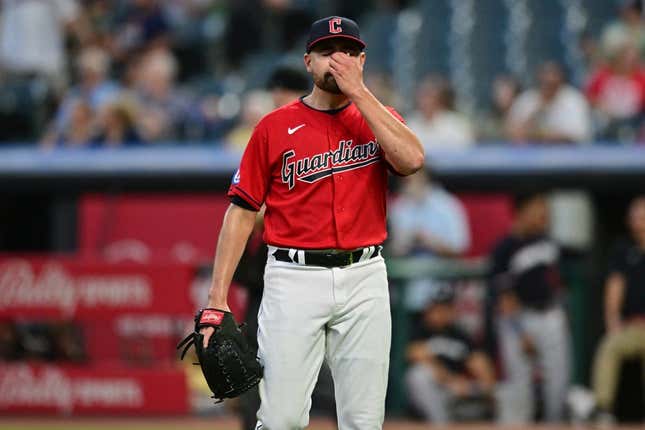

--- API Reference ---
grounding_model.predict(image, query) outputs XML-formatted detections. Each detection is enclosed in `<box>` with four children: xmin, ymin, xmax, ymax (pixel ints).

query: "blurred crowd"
<box><xmin>0</xmin><ymin>0</ymin><xmax>644</xmax><ymax>148</ymax></box>
<box><xmin>0</xmin><ymin>0</ymin><xmax>402</xmax><ymax>147</ymax></box>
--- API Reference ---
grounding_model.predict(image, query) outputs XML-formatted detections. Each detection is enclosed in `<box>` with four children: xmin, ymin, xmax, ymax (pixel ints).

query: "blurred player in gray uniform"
<box><xmin>489</xmin><ymin>192</ymin><xmax>571</xmax><ymax>423</ymax></box>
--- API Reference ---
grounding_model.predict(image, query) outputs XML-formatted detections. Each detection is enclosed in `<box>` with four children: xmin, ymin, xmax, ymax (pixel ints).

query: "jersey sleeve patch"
<box><xmin>232</xmin><ymin>169</ymin><xmax>241</xmax><ymax>185</ymax></box>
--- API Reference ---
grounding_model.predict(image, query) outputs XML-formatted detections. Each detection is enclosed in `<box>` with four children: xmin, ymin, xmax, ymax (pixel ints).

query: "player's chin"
<box><xmin>318</xmin><ymin>77</ymin><xmax>343</xmax><ymax>95</ymax></box>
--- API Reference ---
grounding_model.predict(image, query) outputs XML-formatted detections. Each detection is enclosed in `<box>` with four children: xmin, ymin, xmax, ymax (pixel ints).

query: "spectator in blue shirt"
<box><xmin>389</xmin><ymin>168</ymin><xmax>471</xmax><ymax>311</ymax></box>
<box><xmin>52</xmin><ymin>47</ymin><xmax>121</xmax><ymax>132</ymax></box>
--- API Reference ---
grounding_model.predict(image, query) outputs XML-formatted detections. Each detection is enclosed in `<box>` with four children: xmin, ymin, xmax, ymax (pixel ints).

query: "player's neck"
<box><xmin>303</xmin><ymin>87</ymin><xmax>350</xmax><ymax>111</ymax></box>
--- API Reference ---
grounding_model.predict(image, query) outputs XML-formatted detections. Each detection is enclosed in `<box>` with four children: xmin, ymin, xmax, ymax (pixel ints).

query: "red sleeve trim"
<box><xmin>228</xmin><ymin>186</ymin><xmax>262</xmax><ymax>210</ymax></box>
<box><xmin>230</xmin><ymin>195</ymin><xmax>259</xmax><ymax>212</ymax></box>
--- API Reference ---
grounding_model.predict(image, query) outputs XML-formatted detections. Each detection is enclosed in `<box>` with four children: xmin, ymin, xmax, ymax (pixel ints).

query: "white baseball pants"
<box><xmin>255</xmin><ymin>248</ymin><xmax>391</xmax><ymax>430</ymax></box>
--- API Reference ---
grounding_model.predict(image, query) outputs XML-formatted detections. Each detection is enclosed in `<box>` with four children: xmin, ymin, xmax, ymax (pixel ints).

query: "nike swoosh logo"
<box><xmin>288</xmin><ymin>124</ymin><xmax>306</xmax><ymax>135</ymax></box>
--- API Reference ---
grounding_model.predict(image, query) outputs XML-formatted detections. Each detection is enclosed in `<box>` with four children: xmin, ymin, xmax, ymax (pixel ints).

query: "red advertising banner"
<box><xmin>0</xmin><ymin>363</ymin><xmax>188</xmax><ymax>414</ymax></box>
<box><xmin>0</xmin><ymin>257</ymin><xmax>195</xmax><ymax>319</ymax></box>
<box><xmin>78</xmin><ymin>194</ymin><xmax>230</xmax><ymax>264</ymax></box>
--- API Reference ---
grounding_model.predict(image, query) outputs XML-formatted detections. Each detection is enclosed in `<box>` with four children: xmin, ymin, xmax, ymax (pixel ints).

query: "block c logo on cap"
<box><xmin>328</xmin><ymin>17</ymin><xmax>342</xmax><ymax>34</ymax></box>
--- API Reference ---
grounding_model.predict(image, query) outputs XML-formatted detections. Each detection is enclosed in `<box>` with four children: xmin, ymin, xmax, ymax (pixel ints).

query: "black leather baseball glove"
<box><xmin>177</xmin><ymin>308</ymin><xmax>263</xmax><ymax>402</ymax></box>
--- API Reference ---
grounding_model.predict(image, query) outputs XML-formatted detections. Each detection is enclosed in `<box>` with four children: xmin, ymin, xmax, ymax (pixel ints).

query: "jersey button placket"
<box><xmin>329</xmin><ymin>119</ymin><xmax>343</xmax><ymax>246</ymax></box>
<box><xmin>333</xmin><ymin>169</ymin><xmax>346</xmax><ymax>240</ymax></box>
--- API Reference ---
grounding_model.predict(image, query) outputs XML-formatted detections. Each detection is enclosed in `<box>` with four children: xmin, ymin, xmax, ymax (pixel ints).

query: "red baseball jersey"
<box><xmin>228</xmin><ymin>98</ymin><xmax>404</xmax><ymax>250</ymax></box>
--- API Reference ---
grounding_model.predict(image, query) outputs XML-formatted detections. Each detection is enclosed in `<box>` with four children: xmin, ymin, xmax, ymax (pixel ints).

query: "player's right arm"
<box><xmin>200</xmin><ymin>203</ymin><xmax>257</xmax><ymax>346</ymax></box>
<box><xmin>200</xmin><ymin>117</ymin><xmax>270</xmax><ymax>347</ymax></box>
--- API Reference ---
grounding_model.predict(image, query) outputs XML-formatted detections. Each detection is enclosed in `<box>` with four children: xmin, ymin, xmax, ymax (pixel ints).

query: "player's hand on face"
<box><xmin>329</xmin><ymin>51</ymin><xmax>365</xmax><ymax>99</ymax></box>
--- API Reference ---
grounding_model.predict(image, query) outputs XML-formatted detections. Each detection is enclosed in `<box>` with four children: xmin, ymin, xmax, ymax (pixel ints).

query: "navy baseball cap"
<box><xmin>306</xmin><ymin>16</ymin><xmax>366</xmax><ymax>53</ymax></box>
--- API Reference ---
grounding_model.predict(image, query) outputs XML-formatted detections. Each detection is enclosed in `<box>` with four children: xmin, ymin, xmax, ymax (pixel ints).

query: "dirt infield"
<box><xmin>0</xmin><ymin>417</ymin><xmax>644</xmax><ymax>430</ymax></box>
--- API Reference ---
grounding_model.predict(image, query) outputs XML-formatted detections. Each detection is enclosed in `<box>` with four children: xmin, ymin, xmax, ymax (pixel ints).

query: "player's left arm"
<box><xmin>329</xmin><ymin>52</ymin><xmax>424</xmax><ymax>176</ymax></box>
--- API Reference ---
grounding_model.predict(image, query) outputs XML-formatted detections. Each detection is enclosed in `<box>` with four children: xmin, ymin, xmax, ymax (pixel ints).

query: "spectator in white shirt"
<box><xmin>600</xmin><ymin>0</ymin><xmax>645</xmax><ymax>60</ymax></box>
<box><xmin>0</xmin><ymin>0</ymin><xmax>86</xmax><ymax>88</ymax></box>
<box><xmin>506</xmin><ymin>61</ymin><xmax>592</xmax><ymax>144</ymax></box>
<box><xmin>407</xmin><ymin>76</ymin><xmax>475</xmax><ymax>150</ymax></box>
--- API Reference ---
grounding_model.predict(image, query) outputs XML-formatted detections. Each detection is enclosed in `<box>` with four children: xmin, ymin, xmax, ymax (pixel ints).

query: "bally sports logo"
<box><xmin>0</xmin><ymin>365</ymin><xmax>143</xmax><ymax>412</ymax></box>
<box><xmin>0</xmin><ymin>259</ymin><xmax>152</xmax><ymax>316</ymax></box>
<box><xmin>281</xmin><ymin>139</ymin><xmax>380</xmax><ymax>190</ymax></box>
